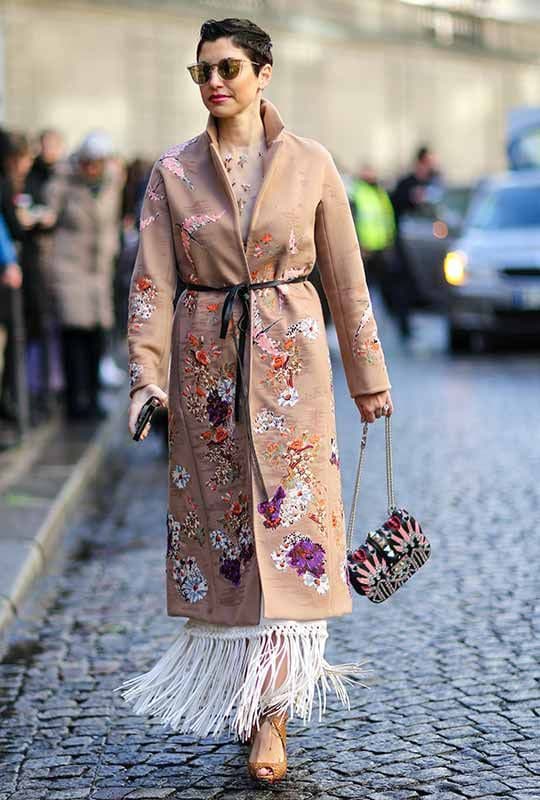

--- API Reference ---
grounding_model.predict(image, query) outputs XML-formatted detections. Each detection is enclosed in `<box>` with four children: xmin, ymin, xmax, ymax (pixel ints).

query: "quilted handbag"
<box><xmin>346</xmin><ymin>415</ymin><xmax>431</xmax><ymax>603</ymax></box>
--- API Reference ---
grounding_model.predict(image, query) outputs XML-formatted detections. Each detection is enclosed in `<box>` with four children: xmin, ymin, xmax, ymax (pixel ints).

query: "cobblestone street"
<box><xmin>1</xmin><ymin>304</ymin><xmax>539</xmax><ymax>800</ymax></box>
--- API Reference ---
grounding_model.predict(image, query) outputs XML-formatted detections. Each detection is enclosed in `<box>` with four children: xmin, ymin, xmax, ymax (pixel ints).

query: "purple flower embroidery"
<box><xmin>271</xmin><ymin>532</ymin><xmax>329</xmax><ymax>594</ymax></box>
<box><xmin>220</xmin><ymin>557</ymin><xmax>241</xmax><ymax>586</ymax></box>
<box><xmin>206</xmin><ymin>387</ymin><xmax>230</xmax><ymax>427</ymax></box>
<box><xmin>257</xmin><ymin>485</ymin><xmax>286</xmax><ymax>529</ymax></box>
<box><xmin>287</xmin><ymin>538</ymin><xmax>326</xmax><ymax>578</ymax></box>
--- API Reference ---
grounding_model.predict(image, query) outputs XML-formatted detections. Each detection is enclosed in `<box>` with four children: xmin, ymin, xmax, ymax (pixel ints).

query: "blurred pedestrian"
<box><xmin>45</xmin><ymin>130</ymin><xmax>123</xmax><ymax>419</ymax></box>
<box><xmin>352</xmin><ymin>164</ymin><xmax>396</xmax><ymax>305</ymax></box>
<box><xmin>118</xmin><ymin>15</ymin><xmax>393</xmax><ymax>786</ymax></box>
<box><xmin>389</xmin><ymin>145</ymin><xmax>440</xmax><ymax>339</ymax></box>
<box><xmin>19</xmin><ymin>129</ymin><xmax>65</xmax><ymax>418</ymax></box>
<box><xmin>0</xmin><ymin>132</ymin><xmax>35</xmax><ymax>421</ymax></box>
<box><xmin>0</xmin><ymin>213</ymin><xmax>22</xmax><ymax>390</ymax></box>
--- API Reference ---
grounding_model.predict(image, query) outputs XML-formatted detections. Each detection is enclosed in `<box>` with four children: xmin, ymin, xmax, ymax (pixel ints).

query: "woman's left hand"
<box><xmin>354</xmin><ymin>390</ymin><xmax>393</xmax><ymax>423</ymax></box>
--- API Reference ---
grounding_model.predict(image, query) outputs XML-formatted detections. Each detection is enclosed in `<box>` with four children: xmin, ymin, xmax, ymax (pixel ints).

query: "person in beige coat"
<box><xmin>45</xmin><ymin>132</ymin><xmax>123</xmax><ymax>419</ymax></box>
<box><xmin>119</xmin><ymin>17</ymin><xmax>393</xmax><ymax>783</ymax></box>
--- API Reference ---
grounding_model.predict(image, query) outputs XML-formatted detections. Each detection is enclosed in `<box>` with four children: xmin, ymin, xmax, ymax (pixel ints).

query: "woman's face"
<box><xmin>197</xmin><ymin>37</ymin><xmax>272</xmax><ymax>119</ymax></box>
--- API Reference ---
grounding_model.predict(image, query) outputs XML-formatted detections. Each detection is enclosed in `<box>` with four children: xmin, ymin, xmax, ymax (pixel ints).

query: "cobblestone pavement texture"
<box><xmin>0</xmin><ymin>305</ymin><xmax>539</xmax><ymax>800</ymax></box>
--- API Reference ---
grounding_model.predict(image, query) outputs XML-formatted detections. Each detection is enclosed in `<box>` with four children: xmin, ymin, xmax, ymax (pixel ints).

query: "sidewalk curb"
<box><xmin>0</xmin><ymin>387</ymin><xmax>130</xmax><ymax>634</ymax></box>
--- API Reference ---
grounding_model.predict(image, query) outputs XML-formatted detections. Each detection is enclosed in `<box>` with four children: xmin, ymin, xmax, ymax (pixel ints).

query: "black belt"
<box><xmin>183</xmin><ymin>275</ymin><xmax>309</xmax><ymax>423</ymax></box>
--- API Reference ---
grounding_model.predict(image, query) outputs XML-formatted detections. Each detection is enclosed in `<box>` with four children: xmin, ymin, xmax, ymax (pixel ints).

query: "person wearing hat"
<box><xmin>45</xmin><ymin>130</ymin><xmax>124</xmax><ymax>419</ymax></box>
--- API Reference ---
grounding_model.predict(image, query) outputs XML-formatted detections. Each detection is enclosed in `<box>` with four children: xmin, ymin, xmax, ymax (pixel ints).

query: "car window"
<box><xmin>468</xmin><ymin>185</ymin><xmax>540</xmax><ymax>230</ymax></box>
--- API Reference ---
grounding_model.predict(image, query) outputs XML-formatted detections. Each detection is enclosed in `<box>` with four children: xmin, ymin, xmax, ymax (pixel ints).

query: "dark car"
<box><xmin>442</xmin><ymin>170</ymin><xmax>540</xmax><ymax>351</ymax></box>
<box><xmin>398</xmin><ymin>185</ymin><xmax>472</xmax><ymax>309</ymax></box>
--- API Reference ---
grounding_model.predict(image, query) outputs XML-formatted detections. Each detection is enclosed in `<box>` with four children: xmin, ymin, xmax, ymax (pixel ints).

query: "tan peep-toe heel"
<box><xmin>247</xmin><ymin>711</ymin><xmax>287</xmax><ymax>783</ymax></box>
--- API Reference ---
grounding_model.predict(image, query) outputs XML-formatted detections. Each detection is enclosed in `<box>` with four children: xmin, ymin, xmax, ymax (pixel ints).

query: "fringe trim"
<box><xmin>115</xmin><ymin>619</ymin><xmax>376</xmax><ymax>742</ymax></box>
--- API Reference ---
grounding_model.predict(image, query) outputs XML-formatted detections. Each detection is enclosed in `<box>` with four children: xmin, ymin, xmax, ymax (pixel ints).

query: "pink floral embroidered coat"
<box><xmin>127</xmin><ymin>98</ymin><xmax>391</xmax><ymax>626</ymax></box>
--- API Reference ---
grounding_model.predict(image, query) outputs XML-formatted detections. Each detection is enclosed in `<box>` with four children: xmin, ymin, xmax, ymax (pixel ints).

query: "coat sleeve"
<box><xmin>127</xmin><ymin>161</ymin><xmax>177</xmax><ymax>397</ymax></box>
<box><xmin>314</xmin><ymin>148</ymin><xmax>391</xmax><ymax>398</ymax></box>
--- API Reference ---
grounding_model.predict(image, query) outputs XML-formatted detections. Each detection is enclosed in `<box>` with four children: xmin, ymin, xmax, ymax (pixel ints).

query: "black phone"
<box><xmin>133</xmin><ymin>396</ymin><xmax>162</xmax><ymax>441</ymax></box>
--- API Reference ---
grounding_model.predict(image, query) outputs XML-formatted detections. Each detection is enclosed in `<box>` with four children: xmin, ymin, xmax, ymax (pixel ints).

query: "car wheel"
<box><xmin>448</xmin><ymin>325</ymin><xmax>471</xmax><ymax>353</ymax></box>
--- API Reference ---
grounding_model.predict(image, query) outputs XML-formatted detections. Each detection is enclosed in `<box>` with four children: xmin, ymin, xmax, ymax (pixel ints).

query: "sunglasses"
<box><xmin>187</xmin><ymin>57</ymin><xmax>259</xmax><ymax>85</ymax></box>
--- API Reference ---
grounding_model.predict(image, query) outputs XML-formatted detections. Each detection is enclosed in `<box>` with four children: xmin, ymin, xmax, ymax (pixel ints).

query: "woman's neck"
<box><xmin>217</xmin><ymin>99</ymin><xmax>266</xmax><ymax>149</ymax></box>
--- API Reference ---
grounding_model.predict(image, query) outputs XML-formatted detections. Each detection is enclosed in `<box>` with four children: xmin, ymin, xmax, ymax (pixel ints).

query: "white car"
<box><xmin>443</xmin><ymin>171</ymin><xmax>540</xmax><ymax>351</ymax></box>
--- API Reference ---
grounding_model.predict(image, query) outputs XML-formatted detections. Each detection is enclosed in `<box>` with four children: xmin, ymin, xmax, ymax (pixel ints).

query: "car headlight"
<box><xmin>444</xmin><ymin>250</ymin><xmax>468</xmax><ymax>285</ymax></box>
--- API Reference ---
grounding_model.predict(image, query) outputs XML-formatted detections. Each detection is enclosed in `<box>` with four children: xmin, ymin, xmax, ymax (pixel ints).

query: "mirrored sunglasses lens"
<box><xmin>189</xmin><ymin>64</ymin><xmax>209</xmax><ymax>84</ymax></box>
<box><xmin>218</xmin><ymin>59</ymin><xmax>241</xmax><ymax>80</ymax></box>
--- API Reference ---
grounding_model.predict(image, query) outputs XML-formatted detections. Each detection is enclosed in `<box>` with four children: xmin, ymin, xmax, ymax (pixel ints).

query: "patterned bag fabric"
<box><xmin>346</xmin><ymin>417</ymin><xmax>431</xmax><ymax>603</ymax></box>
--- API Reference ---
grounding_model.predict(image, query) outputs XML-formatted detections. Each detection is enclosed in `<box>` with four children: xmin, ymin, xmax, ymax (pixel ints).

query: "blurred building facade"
<box><xmin>1</xmin><ymin>0</ymin><xmax>539</xmax><ymax>181</ymax></box>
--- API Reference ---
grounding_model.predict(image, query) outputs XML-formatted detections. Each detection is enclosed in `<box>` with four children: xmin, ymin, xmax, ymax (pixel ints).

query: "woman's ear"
<box><xmin>258</xmin><ymin>63</ymin><xmax>272</xmax><ymax>91</ymax></box>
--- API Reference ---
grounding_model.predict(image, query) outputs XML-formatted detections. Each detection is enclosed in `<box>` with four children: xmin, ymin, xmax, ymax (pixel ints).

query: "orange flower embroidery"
<box><xmin>214</xmin><ymin>427</ymin><xmax>228</xmax><ymax>443</ymax></box>
<box><xmin>272</xmin><ymin>355</ymin><xmax>288</xmax><ymax>370</ymax></box>
<box><xmin>261</xmin><ymin>233</ymin><xmax>272</xmax><ymax>244</ymax></box>
<box><xmin>195</xmin><ymin>350</ymin><xmax>209</xmax><ymax>365</ymax></box>
<box><xmin>207</xmin><ymin>303</ymin><xmax>219</xmax><ymax>312</ymax></box>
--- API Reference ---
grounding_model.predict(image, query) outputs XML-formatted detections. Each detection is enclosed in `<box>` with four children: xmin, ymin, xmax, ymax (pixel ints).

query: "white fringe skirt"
<box><xmin>116</xmin><ymin>610</ymin><xmax>375</xmax><ymax>742</ymax></box>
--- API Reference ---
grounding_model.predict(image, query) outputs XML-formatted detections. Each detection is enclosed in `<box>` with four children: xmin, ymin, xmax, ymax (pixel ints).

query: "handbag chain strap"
<box><xmin>346</xmin><ymin>415</ymin><xmax>396</xmax><ymax>551</ymax></box>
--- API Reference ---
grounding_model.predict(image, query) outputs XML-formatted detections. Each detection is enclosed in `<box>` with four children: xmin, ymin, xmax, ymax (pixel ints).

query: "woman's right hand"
<box><xmin>128</xmin><ymin>383</ymin><xmax>168</xmax><ymax>441</ymax></box>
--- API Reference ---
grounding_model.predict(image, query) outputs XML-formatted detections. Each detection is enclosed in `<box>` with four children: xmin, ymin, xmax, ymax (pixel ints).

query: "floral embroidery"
<box><xmin>160</xmin><ymin>156</ymin><xmax>194</xmax><ymax>190</ymax></box>
<box><xmin>288</xmin><ymin>227</ymin><xmax>298</xmax><ymax>255</ymax></box>
<box><xmin>254</xmin><ymin>407</ymin><xmax>287</xmax><ymax>434</ymax></box>
<box><xmin>353</xmin><ymin>300</ymin><xmax>373</xmax><ymax>338</ymax></box>
<box><xmin>166</xmin><ymin>505</ymin><xmax>207</xmax><ymax>602</ymax></box>
<box><xmin>340</xmin><ymin>557</ymin><xmax>351</xmax><ymax>591</ymax></box>
<box><xmin>271</xmin><ymin>532</ymin><xmax>329</xmax><ymax>594</ymax></box>
<box><xmin>128</xmin><ymin>276</ymin><xmax>157</xmax><ymax>335</ymax></box>
<box><xmin>178</xmin><ymin>211</ymin><xmax>225</xmax><ymax>265</ymax></box>
<box><xmin>129</xmin><ymin>361</ymin><xmax>143</xmax><ymax>388</ymax></box>
<box><xmin>173</xmin><ymin>555</ymin><xmax>208</xmax><ymax>603</ymax></box>
<box><xmin>139</xmin><ymin>213</ymin><xmax>159</xmax><ymax>230</ymax></box>
<box><xmin>260</xmin><ymin>428</ymin><xmax>327</xmax><ymax>534</ymax></box>
<box><xmin>277</xmin><ymin>387</ymin><xmax>299</xmax><ymax>407</ymax></box>
<box><xmin>280</xmin><ymin>481</ymin><xmax>313</xmax><ymax>526</ymax></box>
<box><xmin>330</xmin><ymin>437</ymin><xmax>340</xmax><ymax>468</ymax></box>
<box><xmin>159</xmin><ymin>138</ymin><xmax>198</xmax><ymax>191</ymax></box>
<box><xmin>146</xmin><ymin>176</ymin><xmax>165</xmax><ymax>202</ymax></box>
<box><xmin>171</xmin><ymin>464</ymin><xmax>191</xmax><ymax>490</ymax></box>
<box><xmin>167</xmin><ymin>501</ymin><xmax>205</xmax><ymax>550</ymax></box>
<box><xmin>210</xmin><ymin>492</ymin><xmax>254</xmax><ymax>586</ymax></box>
<box><xmin>286</xmin><ymin>317</ymin><xmax>319</xmax><ymax>340</ymax></box>
<box><xmin>257</xmin><ymin>485</ymin><xmax>286</xmax><ymax>528</ymax></box>
<box><xmin>182</xmin><ymin>333</ymin><xmax>241</xmax><ymax>491</ymax></box>
<box><xmin>353</xmin><ymin>335</ymin><xmax>382</xmax><ymax>364</ymax></box>
<box><xmin>253</xmin><ymin>232</ymin><xmax>273</xmax><ymax>259</ymax></box>
<box><xmin>182</xmin><ymin>289</ymin><xmax>198</xmax><ymax>315</ymax></box>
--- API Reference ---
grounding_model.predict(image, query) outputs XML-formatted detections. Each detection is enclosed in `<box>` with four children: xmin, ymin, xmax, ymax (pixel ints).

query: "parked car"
<box><xmin>399</xmin><ymin>185</ymin><xmax>472</xmax><ymax>309</ymax></box>
<box><xmin>443</xmin><ymin>170</ymin><xmax>540</xmax><ymax>351</ymax></box>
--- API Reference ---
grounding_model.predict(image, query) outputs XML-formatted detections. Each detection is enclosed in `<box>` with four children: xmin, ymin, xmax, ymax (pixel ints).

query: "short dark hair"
<box><xmin>416</xmin><ymin>146</ymin><xmax>431</xmax><ymax>163</ymax></box>
<box><xmin>196</xmin><ymin>18</ymin><xmax>273</xmax><ymax>75</ymax></box>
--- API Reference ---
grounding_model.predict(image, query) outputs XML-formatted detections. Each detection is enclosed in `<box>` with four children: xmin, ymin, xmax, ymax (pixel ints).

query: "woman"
<box><xmin>120</xmin><ymin>18</ymin><xmax>393</xmax><ymax>783</ymax></box>
<box><xmin>45</xmin><ymin>131</ymin><xmax>123</xmax><ymax>419</ymax></box>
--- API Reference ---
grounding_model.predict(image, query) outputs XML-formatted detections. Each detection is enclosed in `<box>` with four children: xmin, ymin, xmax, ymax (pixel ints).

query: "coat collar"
<box><xmin>205</xmin><ymin>97</ymin><xmax>285</xmax><ymax>148</ymax></box>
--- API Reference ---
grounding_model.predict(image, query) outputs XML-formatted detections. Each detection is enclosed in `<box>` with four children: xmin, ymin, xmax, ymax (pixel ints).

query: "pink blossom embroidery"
<box><xmin>288</xmin><ymin>228</ymin><xmax>298</xmax><ymax>255</ymax></box>
<box><xmin>140</xmin><ymin>213</ymin><xmax>159</xmax><ymax>231</ymax></box>
<box><xmin>353</xmin><ymin>300</ymin><xmax>373</xmax><ymax>340</ymax></box>
<box><xmin>161</xmin><ymin>156</ymin><xmax>194</xmax><ymax>190</ymax></box>
<box><xmin>146</xmin><ymin>176</ymin><xmax>165</xmax><ymax>202</ymax></box>
<box><xmin>179</xmin><ymin>211</ymin><xmax>225</xmax><ymax>265</ymax></box>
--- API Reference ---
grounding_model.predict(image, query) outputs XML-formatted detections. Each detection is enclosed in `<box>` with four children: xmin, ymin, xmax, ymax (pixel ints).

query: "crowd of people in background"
<box><xmin>0</xmin><ymin>128</ymin><xmax>153</xmax><ymax>448</ymax></box>
<box><xmin>0</xmin><ymin>123</ymin><xmax>441</xmax><ymax>450</ymax></box>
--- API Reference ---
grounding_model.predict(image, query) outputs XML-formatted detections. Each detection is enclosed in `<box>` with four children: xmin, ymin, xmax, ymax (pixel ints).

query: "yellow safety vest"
<box><xmin>353</xmin><ymin>180</ymin><xmax>396</xmax><ymax>252</ymax></box>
